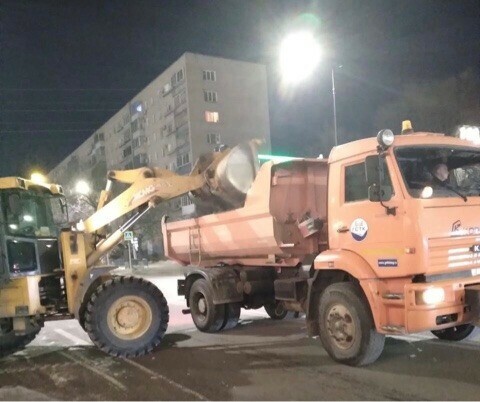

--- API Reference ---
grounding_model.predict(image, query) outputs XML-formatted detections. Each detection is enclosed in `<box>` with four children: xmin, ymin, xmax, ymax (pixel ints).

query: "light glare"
<box><xmin>280</xmin><ymin>31</ymin><xmax>321</xmax><ymax>84</ymax></box>
<box><xmin>458</xmin><ymin>126</ymin><xmax>480</xmax><ymax>144</ymax></box>
<box><xmin>31</xmin><ymin>172</ymin><xmax>47</xmax><ymax>184</ymax></box>
<box><xmin>75</xmin><ymin>180</ymin><xmax>91</xmax><ymax>195</ymax></box>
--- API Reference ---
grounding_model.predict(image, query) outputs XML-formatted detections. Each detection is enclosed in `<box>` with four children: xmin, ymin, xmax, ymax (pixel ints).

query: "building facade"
<box><xmin>49</xmin><ymin>52</ymin><xmax>271</xmax><ymax>255</ymax></box>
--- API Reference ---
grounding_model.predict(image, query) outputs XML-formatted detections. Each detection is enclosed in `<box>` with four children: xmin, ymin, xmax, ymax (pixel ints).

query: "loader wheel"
<box><xmin>0</xmin><ymin>318</ymin><xmax>42</xmax><ymax>359</ymax></box>
<box><xmin>431</xmin><ymin>324</ymin><xmax>475</xmax><ymax>341</ymax></box>
<box><xmin>189</xmin><ymin>278</ymin><xmax>225</xmax><ymax>332</ymax></box>
<box><xmin>264</xmin><ymin>301</ymin><xmax>288</xmax><ymax>320</ymax></box>
<box><xmin>318</xmin><ymin>282</ymin><xmax>385</xmax><ymax>366</ymax></box>
<box><xmin>221</xmin><ymin>303</ymin><xmax>241</xmax><ymax>330</ymax></box>
<box><xmin>84</xmin><ymin>276</ymin><xmax>169</xmax><ymax>358</ymax></box>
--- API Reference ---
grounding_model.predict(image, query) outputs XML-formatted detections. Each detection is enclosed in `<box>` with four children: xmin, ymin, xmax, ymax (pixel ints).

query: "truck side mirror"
<box><xmin>365</xmin><ymin>155</ymin><xmax>393</xmax><ymax>203</ymax></box>
<box><xmin>365</xmin><ymin>155</ymin><xmax>380</xmax><ymax>186</ymax></box>
<box><xmin>368</xmin><ymin>183</ymin><xmax>393</xmax><ymax>202</ymax></box>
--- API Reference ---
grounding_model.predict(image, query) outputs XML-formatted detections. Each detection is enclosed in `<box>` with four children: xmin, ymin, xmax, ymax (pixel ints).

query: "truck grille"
<box><xmin>428</xmin><ymin>235</ymin><xmax>480</xmax><ymax>272</ymax></box>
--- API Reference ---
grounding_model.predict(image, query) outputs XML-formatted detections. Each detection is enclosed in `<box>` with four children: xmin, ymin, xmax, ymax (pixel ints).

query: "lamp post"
<box><xmin>279</xmin><ymin>31</ymin><xmax>340</xmax><ymax>146</ymax></box>
<box><xmin>331</xmin><ymin>68</ymin><xmax>338</xmax><ymax>147</ymax></box>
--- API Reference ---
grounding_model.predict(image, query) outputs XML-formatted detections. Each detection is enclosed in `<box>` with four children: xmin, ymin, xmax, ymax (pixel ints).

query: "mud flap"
<box><xmin>465</xmin><ymin>284</ymin><xmax>480</xmax><ymax>327</ymax></box>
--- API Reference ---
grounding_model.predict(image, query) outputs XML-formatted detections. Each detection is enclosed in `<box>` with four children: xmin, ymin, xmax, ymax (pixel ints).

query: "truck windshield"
<box><xmin>0</xmin><ymin>189</ymin><xmax>63</xmax><ymax>238</ymax></box>
<box><xmin>395</xmin><ymin>146</ymin><xmax>480</xmax><ymax>199</ymax></box>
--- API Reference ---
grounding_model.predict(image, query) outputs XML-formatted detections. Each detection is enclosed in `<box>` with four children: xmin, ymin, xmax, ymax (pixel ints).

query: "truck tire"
<box><xmin>317</xmin><ymin>282</ymin><xmax>385</xmax><ymax>366</ymax></box>
<box><xmin>189</xmin><ymin>278</ymin><xmax>225</xmax><ymax>332</ymax></box>
<box><xmin>0</xmin><ymin>317</ymin><xmax>42</xmax><ymax>359</ymax></box>
<box><xmin>221</xmin><ymin>303</ymin><xmax>241</xmax><ymax>330</ymax></box>
<box><xmin>84</xmin><ymin>276</ymin><xmax>169</xmax><ymax>358</ymax></box>
<box><xmin>431</xmin><ymin>323</ymin><xmax>475</xmax><ymax>341</ymax></box>
<box><xmin>264</xmin><ymin>301</ymin><xmax>288</xmax><ymax>320</ymax></box>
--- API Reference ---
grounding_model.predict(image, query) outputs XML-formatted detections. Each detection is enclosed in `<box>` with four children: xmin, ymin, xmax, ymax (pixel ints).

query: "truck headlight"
<box><xmin>421</xmin><ymin>288</ymin><xmax>445</xmax><ymax>305</ymax></box>
<box><xmin>377</xmin><ymin>129</ymin><xmax>394</xmax><ymax>149</ymax></box>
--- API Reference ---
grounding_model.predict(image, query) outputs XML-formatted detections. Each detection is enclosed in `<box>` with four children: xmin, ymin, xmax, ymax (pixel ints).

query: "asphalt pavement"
<box><xmin>1</xmin><ymin>261</ymin><xmax>480</xmax><ymax>400</ymax></box>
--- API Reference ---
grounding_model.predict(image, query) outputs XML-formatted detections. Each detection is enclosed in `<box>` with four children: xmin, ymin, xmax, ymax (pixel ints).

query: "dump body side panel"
<box><xmin>163</xmin><ymin>159</ymin><xmax>328</xmax><ymax>267</ymax></box>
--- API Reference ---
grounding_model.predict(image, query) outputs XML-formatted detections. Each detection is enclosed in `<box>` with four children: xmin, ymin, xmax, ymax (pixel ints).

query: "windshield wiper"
<box><xmin>443</xmin><ymin>183</ymin><xmax>468</xmax><ymax>202</ymax></box>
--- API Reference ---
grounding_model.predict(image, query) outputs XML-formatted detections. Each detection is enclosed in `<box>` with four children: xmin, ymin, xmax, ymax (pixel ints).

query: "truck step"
<box><xmin>382</xmin><ymin>293</ymin><xmax>404</xmax><ymax>300</ymax></box>
<box><xmin>182</xmin><ymin>309</ymin><xmax>191</xmax><ymax>315</ymax></box>
<box><xmin>381</xmin><ymin>325</ymin><xmax>405</xmax><ymax>334</ymax></box>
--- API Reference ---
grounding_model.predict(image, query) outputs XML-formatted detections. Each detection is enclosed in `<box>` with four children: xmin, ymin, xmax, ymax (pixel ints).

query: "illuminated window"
<box><xmin>205</xmin><ymin>111</ymin><xmax>219</xmax><ymax>123</ymax></box>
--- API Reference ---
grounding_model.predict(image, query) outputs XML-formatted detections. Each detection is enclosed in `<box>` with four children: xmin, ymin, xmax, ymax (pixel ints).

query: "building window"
<box><xmin>123</xmin><ymin>146</ymin><xmax>132</xmax><ymax>158</ymax></box>
<box><xmin>205</xmin><ymin>111</ymin><xmax>219</xmax><ymax>123</ymax></box>
<box><xmin>174</xmin><ymin>91</ymin><xmax>187</xmax><ymax>108</ymax></box>
<box><xmin>207</xmin><ymin>133</ymin><xmax>220</xmax><ymax>144</ymax></box>
<box><xmin>171</xmin><ymin>69</ymin><xmax>184</xmax><ymax>86</ymax></box>
<box><xmin>180</xmin><ymin>194</ymin><xmax>192</xmax><ymax>207</ymax></box>
<box><xmin>176</xmin><ymin>153</ymin><xmax>190</xmax><ymax>167</ymax></box>
<box><xmin>203</xmin><ymin>70</ymin><xmax>216</xmax><ymax>81</ymax></box>
<box><xmin>204</xmin><ymin>90</ymin><xmax>217</xmax><ymax>103</ymax></box>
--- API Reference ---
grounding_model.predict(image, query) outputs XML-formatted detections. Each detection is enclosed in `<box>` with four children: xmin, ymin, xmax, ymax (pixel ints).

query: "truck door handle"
<box><xmin>337</xmin><ymin>225</ymin><xmax>349</xmax><ymax>233</ymax></box>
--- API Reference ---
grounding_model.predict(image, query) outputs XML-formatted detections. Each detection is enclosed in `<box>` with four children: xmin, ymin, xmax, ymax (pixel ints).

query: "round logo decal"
<box><xmin>350</xmin><ymin>218</ymin><xmax>368</xmax><ymax>241</ymax></box>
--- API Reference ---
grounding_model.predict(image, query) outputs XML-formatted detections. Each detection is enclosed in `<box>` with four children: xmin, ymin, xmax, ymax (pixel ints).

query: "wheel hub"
<box><xmin>326</xmin><ymin>303</ymin><xmax>356</xmax><ymax>350</ymax></box>
<box><xmin>197</xmin><ymin>297</ymin><xmax>207</xmax><ymax>314</ymax></box>
<box><xmin>107</xmin><ymin>296</ymin><xmax>152</xmax><ymax>340</ymax></box>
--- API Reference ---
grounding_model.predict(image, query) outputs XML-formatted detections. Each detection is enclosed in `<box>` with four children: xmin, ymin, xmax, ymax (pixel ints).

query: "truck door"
<box><xmin>330</xmin><ymin>155</ymin><xmax>405</xmax><ymax>276</ymax></box>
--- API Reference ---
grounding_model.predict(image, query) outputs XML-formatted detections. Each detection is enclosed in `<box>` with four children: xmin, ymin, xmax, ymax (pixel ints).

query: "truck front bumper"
<box><xmin>403</xmin><ymin>277</ymin><xmax>480</xmax><ymax>333</ymax></box>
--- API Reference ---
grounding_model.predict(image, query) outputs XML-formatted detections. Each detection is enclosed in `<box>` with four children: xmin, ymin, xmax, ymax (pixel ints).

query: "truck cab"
<box><xmin>317</xmin><ymin>130</ymin><xmax>480</xmax><ymax>344</ymax></box>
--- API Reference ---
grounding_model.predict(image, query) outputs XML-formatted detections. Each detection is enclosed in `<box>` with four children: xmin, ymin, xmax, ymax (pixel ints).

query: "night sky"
<box><xmin>1</xmin><ymin>0</ymin><xmax>479</xmax><ymax>177</ymax></box>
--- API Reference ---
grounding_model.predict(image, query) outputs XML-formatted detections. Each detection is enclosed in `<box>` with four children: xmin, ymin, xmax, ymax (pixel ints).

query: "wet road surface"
<box><xmin>1</xmin><ymin>264</ymin><xmax>480</xmax><ymax>400</ymax></box>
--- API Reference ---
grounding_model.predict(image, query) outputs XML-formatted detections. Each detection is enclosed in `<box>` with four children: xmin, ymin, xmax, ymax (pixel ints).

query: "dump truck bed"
<box><xmin>162</xmin><ymin>159</ymin><xmax>328</xmax><ymax>267</ymax></box>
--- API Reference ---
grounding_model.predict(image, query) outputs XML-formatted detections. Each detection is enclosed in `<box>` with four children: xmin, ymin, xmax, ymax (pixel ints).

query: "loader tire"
<box><xmin>84</xmin><ymin>276</ymin><xmax>169</xmax><ymax>358</ymax></box>
<box><xmin>318</xmin><ymin>282</ymin><xmax>385</xmax><ymax>366</ymax></box>
<box><xmin>0</xmin><ymin>318</ymin><xmax>42</xmax><ymax>359</ymax></box>
<box><xmin>431</xmin><ymin>323</ymin><xmax>475</xmax><ymax>341</ymax></box>
<box><xmin>221</xmin><ymin>303</ymin><xmax>241</xmax><ymax>330</ymax></box>
<box><xmin>189</xmin><ymin>278</ymin><xmax>225</xmax><ymax>333</ymax></box>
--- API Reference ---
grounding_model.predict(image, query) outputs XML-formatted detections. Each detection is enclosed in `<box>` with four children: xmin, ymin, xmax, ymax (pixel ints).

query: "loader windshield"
<box><xmin>395</xmin><ymin>146</ymin><xmax>480</xmax><ymax>199</ymax></box>
<box><xmin>0</xmin><ymin>189</ymin><xmax>62</xmax><ymax>238</ymax></box>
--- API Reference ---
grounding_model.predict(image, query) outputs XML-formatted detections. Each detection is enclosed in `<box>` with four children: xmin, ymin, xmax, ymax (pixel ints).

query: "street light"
<box><xmin>279</xmin><ymin>31</ymin><xmax>340</xmax><ymax>146</ymax></box>
<box><xmin>75</xmin><ymin>180</ymin><xmax>91</xmax><ymax>196</ymax></box>
<box><xmin>279</xmin><ymin>31</ymin><xmax>321</xmax><ymax>84</ymax></box>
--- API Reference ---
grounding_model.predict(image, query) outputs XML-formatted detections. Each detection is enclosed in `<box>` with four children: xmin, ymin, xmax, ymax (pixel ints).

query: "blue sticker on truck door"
<box><xmin>350</xmin><ymin>218</ymin><xmax>368</xmax><ymax>241</ymax></box>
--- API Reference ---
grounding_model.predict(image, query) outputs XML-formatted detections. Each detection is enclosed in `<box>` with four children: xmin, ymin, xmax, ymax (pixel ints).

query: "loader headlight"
<box><xmin>377</xmin><ymin>129</ymin><xmax>394</xmax><ymax>149</ymax></box>
<box><xmin>420</xmin><ymin>288</ymin><xmax>445</xmax><ymax>305</ymax></box>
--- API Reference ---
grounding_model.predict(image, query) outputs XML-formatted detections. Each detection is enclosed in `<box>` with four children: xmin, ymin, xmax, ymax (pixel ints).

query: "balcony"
<box><xmin>176</xmin><ymin>163</ymin><xmax>192</xmax><ymax>175</ymax></box>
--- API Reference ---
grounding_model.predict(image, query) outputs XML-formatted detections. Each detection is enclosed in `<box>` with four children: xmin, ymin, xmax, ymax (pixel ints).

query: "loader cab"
<box><xmin>0</xmin><ymin>184</ymin><xmax>66</xmax><ymax>282</ymax></box>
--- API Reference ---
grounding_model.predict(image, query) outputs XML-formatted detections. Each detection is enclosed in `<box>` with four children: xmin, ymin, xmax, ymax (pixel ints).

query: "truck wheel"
<box><xmin>264</xmin><ymin>301</ymin><xmax>288</xmax><ymax>320</ymax></box>
<box><xmin>221</xmin><ymin>303</ymin><xmax>241</xmax><ymax>330</ymax></box>
<box><xmin>84</xmin><ymin>276</ymin><xmax>169</xmax><ymax>358</ymax></box>
<box><xmin>0</xmin><ymin>318</ymin><xmax>42</xmax><ymax>359</ymax></box>
<box><xmin>431</xmin><ymin>324</ymin><xmax>475</xmax><ymax>341</ymax></box>
<box><xmin>318</xmin><ymin>282</ymin><xmax>385</xmax><ymax>366</ymax></box>
<box><xmin>189</xmin><ymin>279</ymin><xmax>225</xmax><ymax>332</ymax></box>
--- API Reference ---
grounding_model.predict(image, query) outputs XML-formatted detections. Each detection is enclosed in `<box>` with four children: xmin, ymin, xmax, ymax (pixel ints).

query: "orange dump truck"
<box><xmin>162</xmin><ymin>125</ymin><xmax>480</xmax><ymax>365</ymax></box>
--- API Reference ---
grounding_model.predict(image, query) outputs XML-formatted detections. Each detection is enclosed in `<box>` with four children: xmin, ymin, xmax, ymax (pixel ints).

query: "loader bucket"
<box><xmin>191</xmin><ymin>140</ymin><xmax>261</xmax><ymax>211</ymax></box>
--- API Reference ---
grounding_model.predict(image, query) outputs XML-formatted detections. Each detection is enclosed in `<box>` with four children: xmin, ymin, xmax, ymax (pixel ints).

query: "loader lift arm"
<box><xmin>80</xmin><ymin>147</ymin><xmax>230</xmax><ymax>268</ymax></box>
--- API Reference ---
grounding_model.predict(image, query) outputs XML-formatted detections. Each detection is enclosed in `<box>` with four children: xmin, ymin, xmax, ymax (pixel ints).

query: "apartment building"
<box><xmin>49</xmin><ymin>52</ymin><xmax>271</xmax><ymax>209</ymax></box>
<box><xmin>48</xmin><ymin>53</ymin><xmax>270</xmax><ymax>255</ymax></box>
